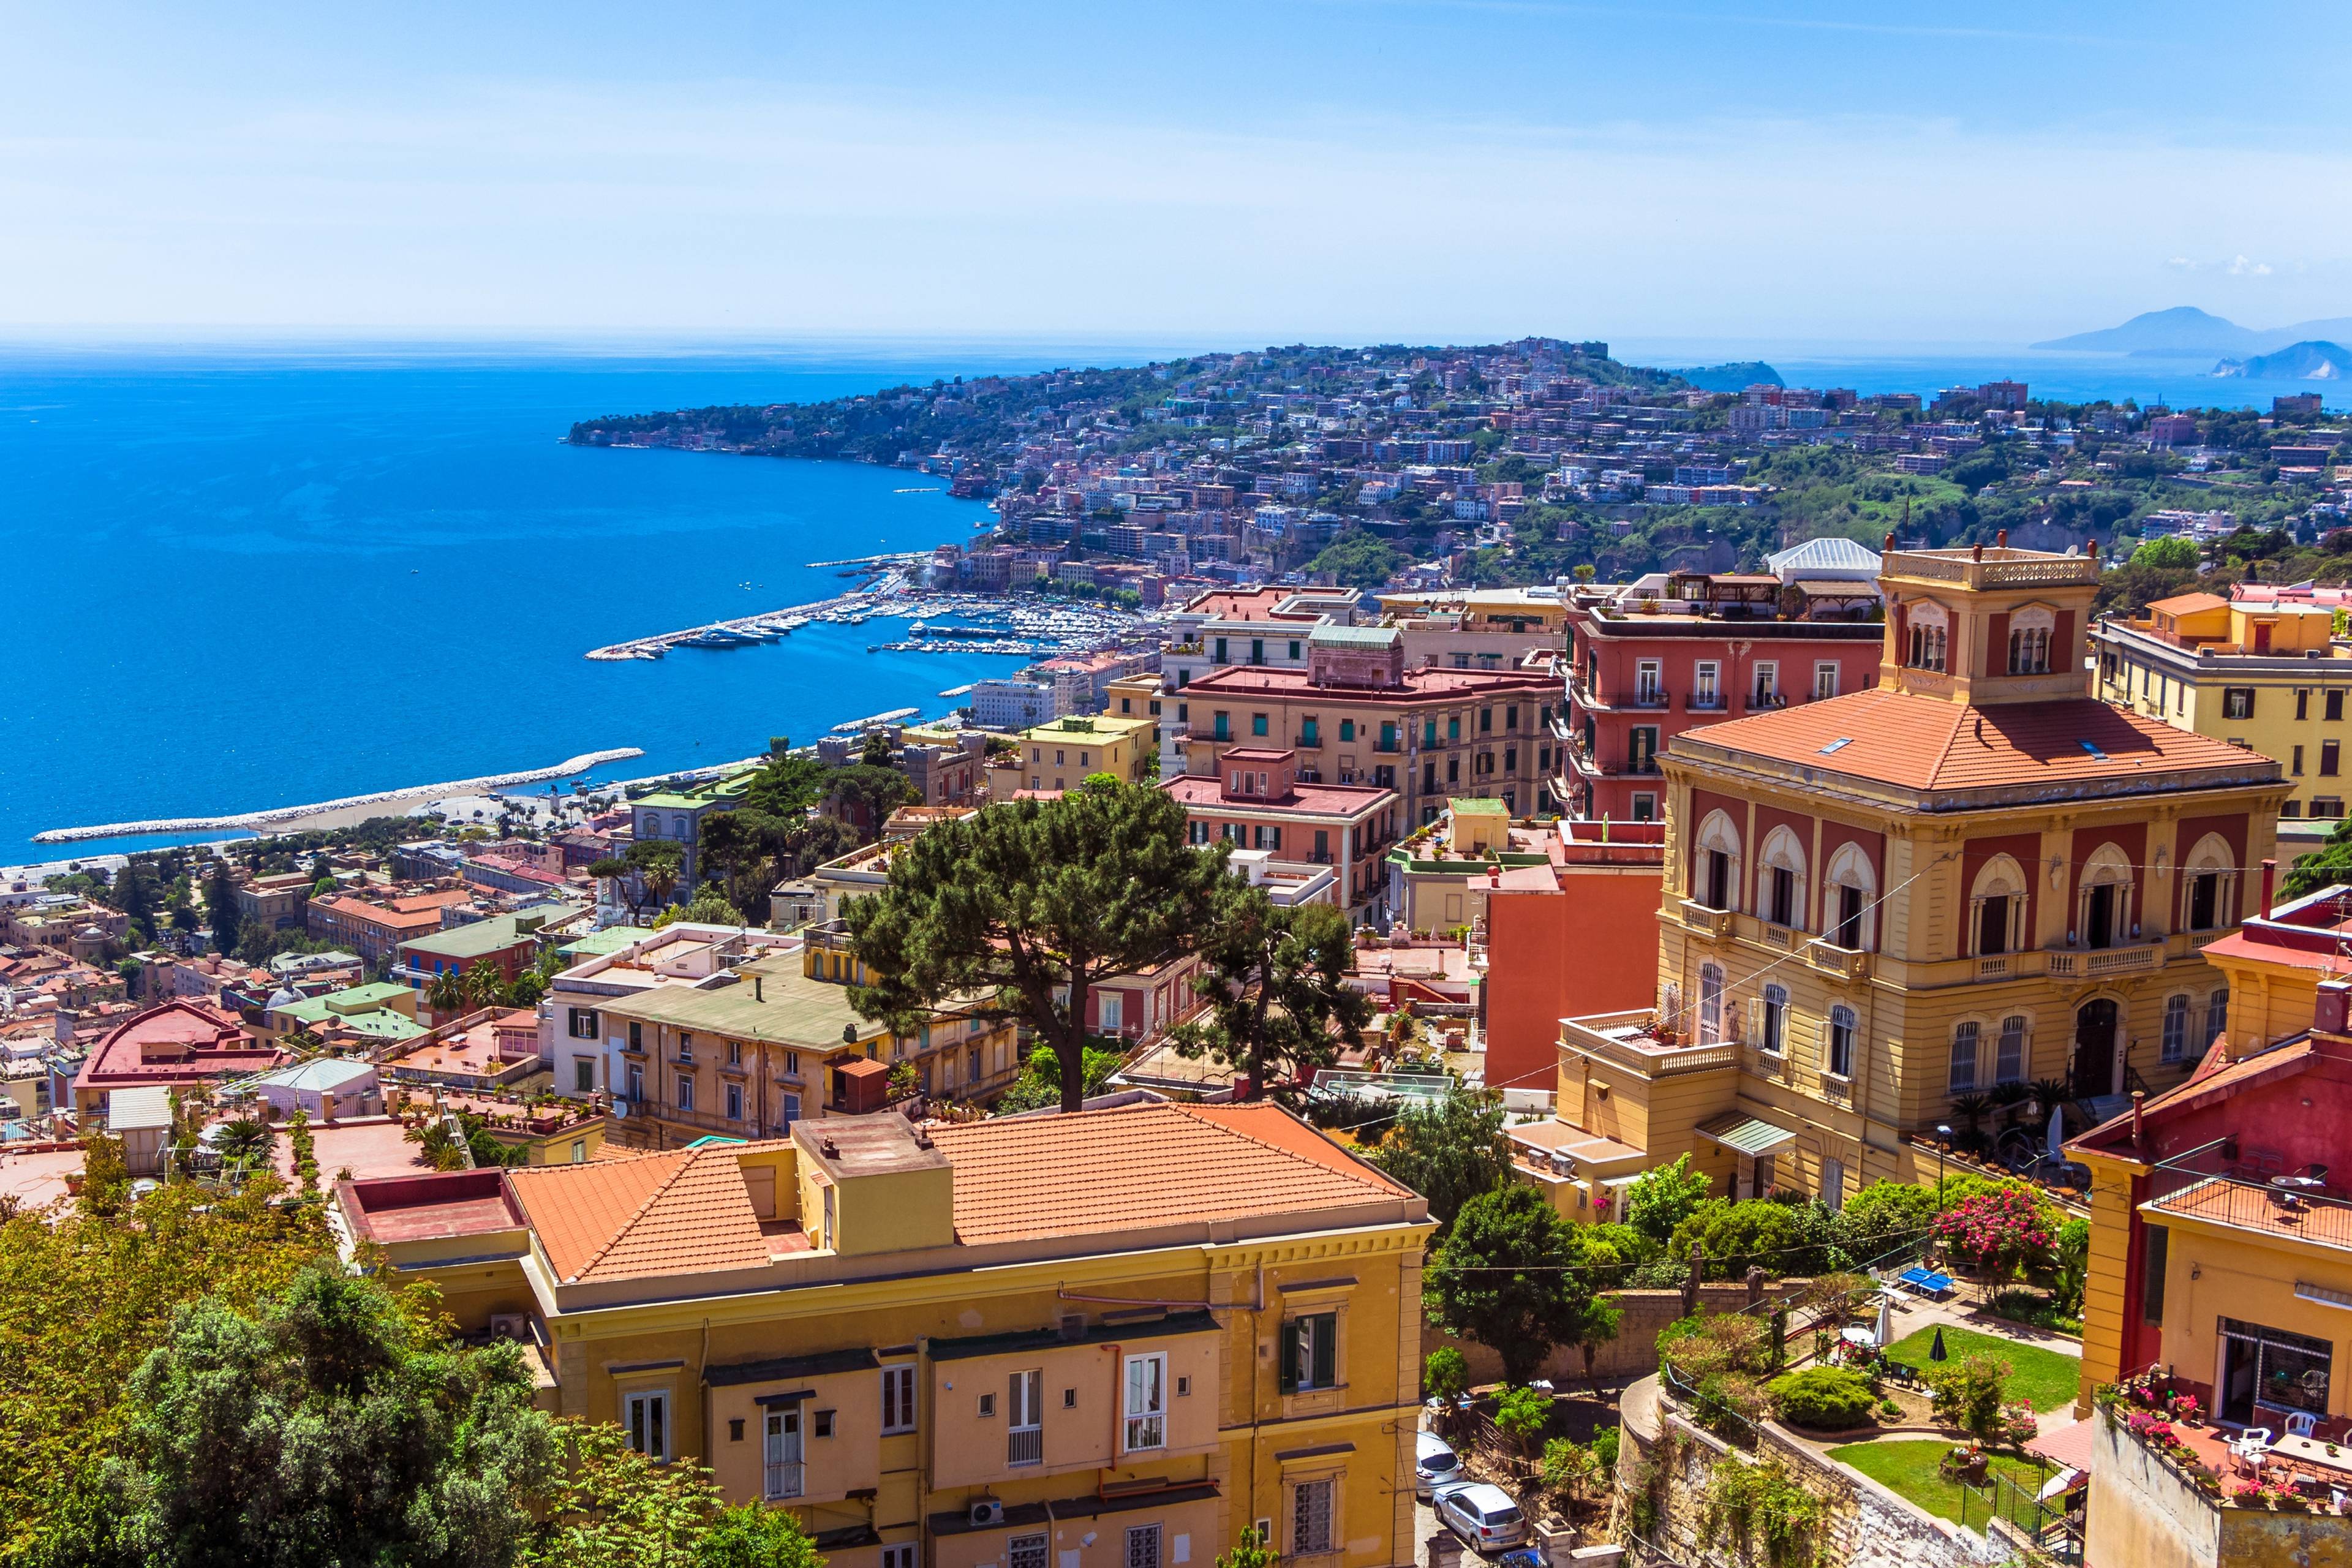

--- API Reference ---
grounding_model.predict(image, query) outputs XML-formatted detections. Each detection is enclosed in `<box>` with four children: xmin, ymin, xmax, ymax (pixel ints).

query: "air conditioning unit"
<box><xmin>488</xmin><ymin>1313</ymin><xmax>528</xmax><ymax>1343</ymax></box>
<box><xmin>969</xmin><ymin>1500</ymin><xmax>1005</xmax><ymax>1528</ymax></box>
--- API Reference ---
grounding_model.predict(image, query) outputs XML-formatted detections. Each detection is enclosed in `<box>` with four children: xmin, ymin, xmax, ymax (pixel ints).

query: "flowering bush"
<box><xmin>2169</xmin><ymin>1392</ymin><xmax>2202</xmax><ymax>1422</ymax></box>
<box><xmin>2233</xmin><ymin>1479</ymin><xmax>2270</xmax><ymax>1504</ymax></box>
<box><xmin>2002</xmin><ymin>1406</ymin><xmax>2040</xmax><ymax>1446</ymax></box>
<box><xmin>1933</xmin><ymin>1184</ymin><xmax>2055</xmax><ymax>1275</ymax></box>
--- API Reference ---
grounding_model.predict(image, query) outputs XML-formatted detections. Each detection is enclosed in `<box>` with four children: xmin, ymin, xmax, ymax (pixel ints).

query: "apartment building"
<box><xmin>1162</xmin><ymin>750</ymin><xmax>1400</xmax><ymax>924</ymax></box>
<box><xmin>1557</xmin><ymin>543</ymin><xmax>1885</xmax><ymax>823</ymax></box>
<box><xmin>1179</xmin><ymin>627</ymin><xmax>1558</xmax><ymax>827</ymax></box>
<box><xmin>632</xmin><ymin>769</ymin><xmax>757</xmax><ymax>889</ymax></box>
<box><xmin>1537</xmin><ymin>545</ymin><xmax>2286</xmax><ymax>1208</ymax></box>
<box><xmin>597</xmin><ymin>927</ymin><xmax>1022</xmax><ymax>1145</ymax></box>
<box><xmin>69</xmin><ymin>1000</ymin><xmax>287</xmax><ymax>1118</ymax></box>
<box><xmin>540</xmin><ymin>923</ymin><xmax>802</xmax><ymax>1099</ymax></box>
<box><xmin>987</xmin><ymin>713</ymin><xmax>1159</xmax><ymax>798</ymax></box>
<box><xmin>336</xmin><ymin>1099</ymin><xmax>1432</xmax><ymax>1568</ymax></box>
<box><xmin>2091</xmin><ymin>584</ymin><xmax>2352</xmax><ymax>827</ymax></box>
<box><xmin>306</xmin><ymin>887</ymin><xmax>473</xmax><ymax>967</ymax></box>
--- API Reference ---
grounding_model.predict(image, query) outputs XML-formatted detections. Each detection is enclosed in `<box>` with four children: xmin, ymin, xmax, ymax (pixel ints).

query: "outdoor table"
<box><xmin>2271</xmin><ymin>1175</ymin><xmax>2329</xmax><ymax>1194</ymax></box>
<box><xmin>1840</xmin><ymin>1325</ymin><xmax>1877</xmax><ymax>1348</ymax></box>
<box><xmin>2265</xmin><ymin>1433</ymin><xmax>2352</xmax><ymax>1477</ymax></box>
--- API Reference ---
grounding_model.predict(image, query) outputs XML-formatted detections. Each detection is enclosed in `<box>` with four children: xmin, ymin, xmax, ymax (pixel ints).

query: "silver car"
<box><xmin>1434</xmin><ymin>1480</ymin><xmax>1527</xmax><ymax>1553</ymax></box>
<box><xmin>1415</xmin><ymin>1430</ymin><xmax>1463</xmax><ymax>1500</ymax></box>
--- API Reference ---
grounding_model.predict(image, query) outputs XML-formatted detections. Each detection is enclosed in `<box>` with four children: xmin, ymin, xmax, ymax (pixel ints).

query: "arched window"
<box><xmin>1825</xmin><ymin>840</ymin><xmax>1877</xmax><ymax>951</ymax></box>
<box><xmin>1996</xmin><ymin>1015</ymin><xmax>2027</xmax><ymax>1084</ymax></box>
<box><xmin>1698</xmin><ymin>963</ymin><xmax>1725</xmax><ymax>1046</ymax></box>
<box><xmin>1759</xmin><ymin>982</ymin><xmax>1789</xmax><ymax>1056</ymax></box>
<box><xmin>1826</xmin><ymin>1005</ymin><xmax>1856</xmax><ymax>1078</ymax></box>
<box><xmin>1907</xmin><ymin>601</ymin><xmax>1950</xmax><ymax>673</ymax></box>
<box><xmin>1695</xmin><ymin>811</ymin><xmax>1741</xmax><ymax>911</ymax></box>
<box><xmin>2206</xmin><ymin>989</ymin><xmax>2230</xmax><ymax>1055</ymax></box>
<box><xmin>673</xmin><ymin>815</ymin><xmax>690</xmax><ymax>839</ymax></box>
<box><xmin>1948</xmin><ymin>1020</ymin><xmax>1980</xmax><ymax>1094</ymax></box>
<box><xmin>639</xmin><ymin>815</ymin><xmax>662</xmax><ymax>839</ymax></box>
<box><xmin>1970</xmin><ymin>854</ymin><xmax>2027</xmax><ymax>957</ymax></box>
<box><xmin>2161</xmin><ymin>994</ymin><xmax>2191</xmax><ymax>1063</ymax></box>
<box><xmin>2076</xmin><ymin>843</ymin><xmax>2135</xmax><ymax>950</ymax></box>
<box><xmin>2182</xmin><ymin>832</ymin><xmax>2237</xmax><ymax>932</ymax></box>
<box><xmin>2007</xmin><ymin>607</ymin><xmax>2055</xmax><ymax>675</ymax></box>
<box><xmin>1759</xmin><ymin>826</ymin><xmax>1808</xmax><ymax>929</ymax></box>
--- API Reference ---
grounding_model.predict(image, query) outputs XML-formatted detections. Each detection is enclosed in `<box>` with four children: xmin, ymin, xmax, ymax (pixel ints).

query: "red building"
<box><xmin>1479</xmin><ymin>819</ymin><xmax>1666</xmax><ymax>1099</ymax></box>
<box><xmin>1164</xmin><ymin>750</ymin><xmax>1401</xmax><ymax>924</ymax></box>
<box><xmin>70</xmin><ymin>1000</ymin><xmax>287</xmax><ymax>1119</ymax></box>
<box><xmin>1558</xmin><ymin>567</ymin><xmax>1884</xmax><ymax>822</ymax></box>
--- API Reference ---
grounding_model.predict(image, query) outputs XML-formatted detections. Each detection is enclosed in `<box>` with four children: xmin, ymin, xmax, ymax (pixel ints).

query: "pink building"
<box><xmin>1163</xmin><ymin>749</ymin><xmax>1401</xmax><ymax>923</ymax></box>
<box><xmin>1559</xmin><ymin>569</ymin><xmax>1883</xmax><ymax>823</ymax></box>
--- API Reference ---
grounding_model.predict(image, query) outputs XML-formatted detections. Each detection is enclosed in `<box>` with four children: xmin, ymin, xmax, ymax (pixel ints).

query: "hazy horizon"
<box><xmin>4</xmin><ymin>2</ymin><xmax>2346</xmax><ymax>343</ymax></box>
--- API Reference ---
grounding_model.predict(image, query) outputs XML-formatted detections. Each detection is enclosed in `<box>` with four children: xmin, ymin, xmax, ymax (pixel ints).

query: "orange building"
<box><xmin>1480</xmin><ymin>819</ymin><xmax>1667</xmax><ymax>1100</ymax></box>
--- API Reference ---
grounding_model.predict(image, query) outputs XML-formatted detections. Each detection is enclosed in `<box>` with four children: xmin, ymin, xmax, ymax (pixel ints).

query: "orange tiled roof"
<box><xmin>507</xmin><ymin>1142</ymin><xmax>778</xmax><ymax>1284</ymax></box>
<box><xmin>1676</xmin><ymin>689</ymin><xmax>2271</xmax><ymax>794</ymax></box>
<box><xmin>2147</xmin><ymin>592</ymin><xmax>2228</xmax><ymax>616</ymax></box>
<box><xmin>929</xmin><ymin>1100</ymin><xmax>1412</xmax><ymax>1246</ymax></box>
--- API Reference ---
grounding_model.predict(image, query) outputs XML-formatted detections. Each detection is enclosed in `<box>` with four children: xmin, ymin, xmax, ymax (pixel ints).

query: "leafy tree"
<box><xmin>1493</xmin><ymin>1384</ymin><xmax>1551</xmax><ymax>1457</ymax></box>
<box><xmin>1423</xmin><ymin>1347</ymin><xmax>1469</xmax><ymax>1402</ymax></box>
<box><xmin>846</xmin><ymin>779</ymin><xmax>1225</xmax><ymax>1114</ymax></box>
<box><xmin>202</xmin><ymin>862</ymin><xmax>241</xmax><ymax>957</ymax></box>
<box><xmin>1171</xmin><ymin>888</ymin><xmax>1368</xmax><ymax>1098</ymax></box>
<box><xmin>1213</xmin><ymin>1526</ymin><xmax>1275</xmax><ymax>1568</ymax></box>
<box><xmin>990</xmin><ymin>1043</ymin><xmax>1125</xmax><ymax>1114</ymax></box>
<box><xmin>2051</xmin><ymin>1216</ymin><xmax>2091</xmax><ymax>1316</ymax></box>
<box><xmin>1424</xmin><ymin>1185</ymin><xmax>1600</xmax><ymax>1386</ymax></box>
<box><xmin>859</xmin><ymin>731</ymin><xmax>895</xmax><ymax>768</ymax></box>
<box><xmin>94</xmin><ymin>1266</ymin><xmax>556</xmax><ymax>1568</ymax></box>
<box><xmin>1309</xmin><ymin>530</ymin><xmax>1402</xmax><ymax>589</ymax></box>
<box><xmin>1833</xmin><ymin>1179</ymin><xmax>1940</xmax><ymax>1267</ymax></box>
<box><xmin>2130</xmin><ymin>535</ymin><xmax>2201</xmax><ymax>570</ymax></box>
<box><xmin>625</xmin><ymin>839</ymin><xmax>685</xmax><ymax>913</ymax></box>
<box><xmin>1624</xmin><ymin>1153</ymin><xmax>1714</xmax><ymax>1247</ymax></box>
<box><xmin>682</xmin><ymin>888</ymin><xmax>747</xmax><ymax>927</ymax></box>
<box><xmin>1366</xmin><ymin>1088</ymin><xmax>1511</xmax><ymax>1235</ymax></box>
<box><xmin>695</xmin><ymin>1504</ymin><xmax>824</xmax><ymax>1568</ymax></box>
<box><xmin>1564</xmin><ymin>1290</ymin><xmax>1623</xmax><ymax>1397</ymax></box>
<box><xmin>821</xmin><ymin>764</ymin><xmax>919</xmax><ymax>831</ymax></box>
<box><xmin>1667</xmin><ymin>1199</ymin><xmax>1807</xmax><ymax>1280</ymax></box>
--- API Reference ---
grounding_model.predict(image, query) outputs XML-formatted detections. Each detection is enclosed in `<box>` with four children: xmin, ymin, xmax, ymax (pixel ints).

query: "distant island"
<box><xmin>1676</xmin><ymin>361</ymin><xmax>1783</xmax><ymax>393</ymax></box>
<box><xmin>2036</xmin><ymin>305</ymin><xmax>2352</xmax><ymax>358</ymax></box>
<box><xmin>2214</xmin><ymin>341</ymin><xmax>2352</xmax><ymax>380</ymax></box>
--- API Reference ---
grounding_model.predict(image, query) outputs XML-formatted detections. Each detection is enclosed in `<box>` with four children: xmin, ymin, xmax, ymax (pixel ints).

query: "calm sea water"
<box><xmin>0</xmin><ymin>341</ymin><xmax>1202</xmax><ymax>865</ymax></box>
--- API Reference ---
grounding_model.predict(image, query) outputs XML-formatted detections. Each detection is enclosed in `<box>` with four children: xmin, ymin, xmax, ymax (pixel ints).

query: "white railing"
<box><xmin>1009</xmin><ymin>1425</ymin><xmax>1043</xmax><ymax>1467</ymax></box>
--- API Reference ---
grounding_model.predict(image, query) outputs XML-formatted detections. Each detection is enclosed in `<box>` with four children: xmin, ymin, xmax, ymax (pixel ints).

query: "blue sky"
<box><xmin>1</xmin><ymin>1</ymin><xmax>2343</xmax><ymax>344</ymax></box>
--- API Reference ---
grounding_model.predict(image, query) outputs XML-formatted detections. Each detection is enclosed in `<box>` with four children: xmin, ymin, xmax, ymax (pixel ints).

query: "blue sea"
<box><xmin>0</xmin><ymin>338</ymin><xmax>1206</xmax><ymax>866</ymax></box>
<box><xmin>3</xmin><ymin>334</ymin><xmax>2340</xmax><ymax>868</ymax></box>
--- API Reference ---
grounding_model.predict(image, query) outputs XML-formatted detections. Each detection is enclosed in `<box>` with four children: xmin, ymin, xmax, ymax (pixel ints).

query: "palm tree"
<box><xmin>425</xmin><ymin>968</ymin><xmax>464</xmax><ymax>1017</ymax></box>
<box><xmin>460</xmin><ymin>959</ymin><xmax>506</xmax><ymax>1011</ymax></box>
<box><xmin>213</xmin><ymin>1117</ymin><xmax>275</xmax><ymax>1166</ymax></box>
<box><xmin>1950</xmin><ymin>1093</ymin><xmax>1992</xmax><ymax>1147</ymax></box>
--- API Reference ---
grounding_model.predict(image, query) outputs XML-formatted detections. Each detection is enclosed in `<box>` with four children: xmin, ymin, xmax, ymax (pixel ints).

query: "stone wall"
<box><xmin>2089</xmin><ymin>1408</ymin><xmax>2352</xmax><ymax>1568</ymax></box>
<box><xmin>1620</xmin><ymin>1392</ymin><xmax>2006</xmax><ymax>1568</ymax></box>
<box><xmin>1424</xmin><ymin>1283</ymin><xmax>1808</xmax><ymax>1387</ymax></box>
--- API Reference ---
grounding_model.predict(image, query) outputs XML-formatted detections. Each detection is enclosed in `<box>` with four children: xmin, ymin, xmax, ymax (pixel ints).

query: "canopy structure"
<box><xmin>1694</xmin><ymin>1110</ymin><xmax>1798</xmax><ymax>1158</ymax></box>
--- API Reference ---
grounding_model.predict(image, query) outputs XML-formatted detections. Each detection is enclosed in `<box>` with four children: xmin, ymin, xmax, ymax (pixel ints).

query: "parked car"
<box><xmin>1415</xmin><ymin>1430</ymin><xmax>1463</xmax><ymax>1499</ymax></box>
<box><xmin>1433</xmin><ymin>1481</ymin><xmax>1527</xmax><ymax>1553</ymax></box>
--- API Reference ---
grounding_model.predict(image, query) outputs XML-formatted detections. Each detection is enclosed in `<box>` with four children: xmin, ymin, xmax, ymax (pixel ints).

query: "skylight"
<box><xmin>2079</xmin><ymin>739</ymin><xmax>2107</xmax><ymax>760</ymax></box>
<box><xmin>1820</xmin><ymin>737</ymin><xmax>1853</xmax><ymax>754</ymax></box>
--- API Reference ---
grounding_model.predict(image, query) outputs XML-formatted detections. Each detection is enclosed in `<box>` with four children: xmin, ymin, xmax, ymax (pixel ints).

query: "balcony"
<box><xmin>1626</xmin><ymin>689</ymin><xmax>1670</xmax><ymax>711</ymax></box>
<box><xmin>1745</xmin><ymin>691</ymin><xmax>1788</xmax><ymax>712</ymax></box>
<box><xmin>1561</xmin><ymin>1009</ymin><xmax>1741</xmax><ymax>1078</ymax></box>
<box><xmin>1817</xmin><ymin>1071</ymin><xmax>1852</xmax><ymax>1106</ymax></box>
<box><xmin>1294</xmin><ymin>732</ymin><xmax>1322</xmax><ymax>748</ymax></box>
<box><xmin>2046</xmin><ymin>940</ymin><xmax>2160</xmax><ymax>979</ymax></box>
<box><xmin>1805</xmin><ymin>939</ymin><xmax>1871</xmax><ymax>981</ymax></box>
<box><xmin>1683</xmin><ymin>690</ymin><xmax>1728</xmax><ymax>713</ymax></box>
<box><xmin>1678</xmin><ymin>900</ymin><xmax>1733</xmax><ymax>937</ymax></box>
<box><xmin>765</xmin><ymin>1459</ymin><xmax>804</xmax><ymax>1500</ymax></box>
<box><xmin>1008</xmin><ymin>1425</ymin><xmax>1043</xmax><ymax>1468</ymax></box>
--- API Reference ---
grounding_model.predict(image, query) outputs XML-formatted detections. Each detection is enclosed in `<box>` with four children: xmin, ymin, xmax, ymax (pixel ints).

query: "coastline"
<box><xmin>30</xmin><ymin>747</ymin><xmax>646</xmax><ymax>845</ymax></box>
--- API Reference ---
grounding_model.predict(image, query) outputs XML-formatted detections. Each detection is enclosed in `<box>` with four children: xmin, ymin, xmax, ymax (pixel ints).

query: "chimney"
<box><xmin>2260</xmin><ymin>858</ymin><xmax>2277</xmax><ymax>918</ymax></box>
<box><xmin>753</xmin><ymin>974</ymin><xmax>763</xmax><ymax>1003</ymax></box>
<box><xmin>2130</xmin><ymin>1090</ymin><xmax>2145</xmax><ymax>1151</ymax></box>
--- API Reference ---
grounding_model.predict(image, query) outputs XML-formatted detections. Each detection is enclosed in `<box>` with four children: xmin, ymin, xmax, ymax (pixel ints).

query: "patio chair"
<box><xmin>2287</xmin><ymin>1412</ymin><xmax>2319</xmax><ymax>1438</ymax></box>
<box><xmin>2231</xmin><ymin>1428</ymin><xmax>2275</xmax><ymax>1472</ymax></box>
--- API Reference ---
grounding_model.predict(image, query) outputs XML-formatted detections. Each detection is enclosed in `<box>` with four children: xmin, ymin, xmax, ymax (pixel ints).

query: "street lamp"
<box><xmin>1934</xmin><ymin>1124</ymin><xmax>1954</xmax><ymax>1213</ymax></box>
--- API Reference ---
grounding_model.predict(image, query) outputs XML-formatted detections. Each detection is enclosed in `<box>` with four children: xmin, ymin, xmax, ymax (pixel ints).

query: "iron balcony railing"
<box><xmin>1008</xmin><ymin>1425</ymin><xmax>1043</xmax><ymax>1467</ymax></box>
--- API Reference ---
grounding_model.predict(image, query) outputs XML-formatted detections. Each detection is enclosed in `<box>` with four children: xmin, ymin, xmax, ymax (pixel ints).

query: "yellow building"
<box><xmin>2092</xmin><ymin>586</ymin><xmax>2352</xmax><ymax>826</ymax></box>
<box><xmin>1537</xmin><ymin>545</ymin><xmax>2287</xmax><ymax>1207</ymax></box>
<box><xmin>988</xmin><ymin>712</ymin><xmax>1160</xmax><ymax>797</ymax></box>
<box><xmin>337</xmin><ymin>1100</ymin><xmax>1434</xmax><ymax>1568</ymax></box>
<box><xmin>598</xmin><ymin>929</ymin><xmax>1022</xmax><ymax>1148</ymax></box>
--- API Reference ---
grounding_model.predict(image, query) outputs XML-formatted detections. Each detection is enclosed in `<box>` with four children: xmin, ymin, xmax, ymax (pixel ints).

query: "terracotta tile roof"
<box><xmin>2147</xmin><ymin>592</ymin><xmax>2228</xmax><ymax>616</ymax></box>
<box><xmin>507</xmin><ymin>1142</ymin><xmax>777</xmax><ymax>1284</ymax></box>
<box><xmin>930</xmin><ymin>1101</ymin><xmax>1411</xmax><ymax>1246</ymax></box>
<box><xmin>1676</xmin><ymin>689</ymin><xmax>2272</xmax><ymax>793</ymax></box>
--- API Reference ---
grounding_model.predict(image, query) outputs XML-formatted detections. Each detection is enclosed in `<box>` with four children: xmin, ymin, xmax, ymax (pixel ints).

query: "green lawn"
<box><xmin>1884</xmin><ymin>1325</ymin><xmax>2081</xmax><ymax>1412</ymax></box>
<box><xmin>1827</xmin><ymin>1441</ymin><xmax>2051</xmax><ymax>1528</ymax></box>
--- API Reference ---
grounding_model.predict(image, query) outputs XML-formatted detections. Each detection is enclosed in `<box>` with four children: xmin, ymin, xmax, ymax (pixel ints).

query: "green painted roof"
<box><xmin>1695</xmin><ymin>1111</ymin><xmax>1797</xmax><ymax>1157</ymax></box>
<box><xmin>274</xmin><ymin>981</ymin><xmax>413</xmax><ymax>1023</ymax></box>
<box><xmin>399</xmin><ymin>905</ymin><xmax>572</xmax><ymax>961</ymax></box>
<box><xmin>560</xmin><ymin>925</ymin><xmax>655</xmax><ymax>958</ymax></box>
<box><xmin>1450</xmin><ymin>797</ymin><xmax>1509</xmax><ymax>816</ymax></box>
<box><xmin>597</xmin><ymin>954</ymin><xmax>887</xmax><ymax>1049</ymax></box>
<box><xmin>1308</xmin><ymin>624</ymin><xmax>1400</xmax><ymax>648</ymax></box>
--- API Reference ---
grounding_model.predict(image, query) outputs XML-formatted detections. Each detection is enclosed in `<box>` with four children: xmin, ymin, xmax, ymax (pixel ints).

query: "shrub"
<box><xmin>1703</xmin><ymin>1455</ymin><xmax>1823</xmax><ymax>1568</ymax></box>
<box><xmin>1591</xmin><ymin>1425</ymin><xmax>1620</xmax><ymax>1473</ymax></box>
<box><xmin>1424</xmin><ymin>1347</ymin><xmax>1469</xmax><ymax>1402</ymax></box>
<box><xmin>1935</xmin><ymin>1185</ymin><xmax>2056</xmax><ymax>1276</ymax></box>
<box><xmin>1692</xmin><ymin>1371</ymin><xmax>1766</xmax><ymax>1441</ymax></box>
<box><xmin>2051</xmin><ymin>1215</ymin><xmax>2090</xmax><ymax>1314</ymax></box>
<box><xmin>1876</xmin><ymin>1397</ymin><xmax>1903</xmax><ymax>1421</ymax></box>
<box><xmin>1668</xmin><ymin>1199</ymin><xmax>1806</xmax><ymax>1280</ymax></box>
<box><xmin>1927</xmin><ymin>1352</ymin><xmax>2013</xmax><ymax>1444</ymax></box>
<box><xmin>1766</xmin><ymin>1366</ymin><xmax>1877</xmax><ymax>1430</ymax></box>
<box><xmin>1494</xmin><ymin>1384</ymin><xmax>1552</xmax><ymax>1453</ymax></box>
<box><xmin>1540</xmin><ymin>1436</ymin><xmax>1596</xmax><ymax>1495</ymax></box>
<box><xmin>1660</xmin><ymin>1312</ymin><xmax>1773</xmax><ymax>1386</ymax></box>
<box><xmin>1833</xmin><ymin>1179</ymin><xmax>1937</xmax><ymax>1265</ymax></box>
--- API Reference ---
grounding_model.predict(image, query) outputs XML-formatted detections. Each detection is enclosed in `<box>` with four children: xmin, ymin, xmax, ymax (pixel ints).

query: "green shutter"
<box><xmin>1278</xmin><ymin>1322</ymin><xmax>1300</xmax><ymax>1392</ymax></box>
<box><xmin>1311</xmin><ymin>1314</ymin><xmax>1336</xmax><ymax>1388</ymax></box>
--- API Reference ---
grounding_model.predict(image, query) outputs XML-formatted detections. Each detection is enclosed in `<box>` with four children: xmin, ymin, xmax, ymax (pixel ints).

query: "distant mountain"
<box><xmin>2037</xmin><ymin>306</ymin><xmax>2352</xmax><ymax>358</ymax></box>
<box><xmin>2034</xmin><ymin>307</ymin><xmax>2265</xmax><ymax>356</ymax></box>
<box><xmin>2212</xmin><ymin>341</ymin><xmax>2352</xmax><ymax>380</ymax></box>
<box><xmin>1677</xmin><ymin>361</ymin><xmax>1782</xmax><ymax>393</ymax></box>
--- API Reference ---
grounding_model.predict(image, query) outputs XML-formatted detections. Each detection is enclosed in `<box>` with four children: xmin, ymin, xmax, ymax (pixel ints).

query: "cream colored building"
<box><xmin>1542</xmin><ymin>545</ymin><xmax>2288</xmax><ymax>1205</ymax></box>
